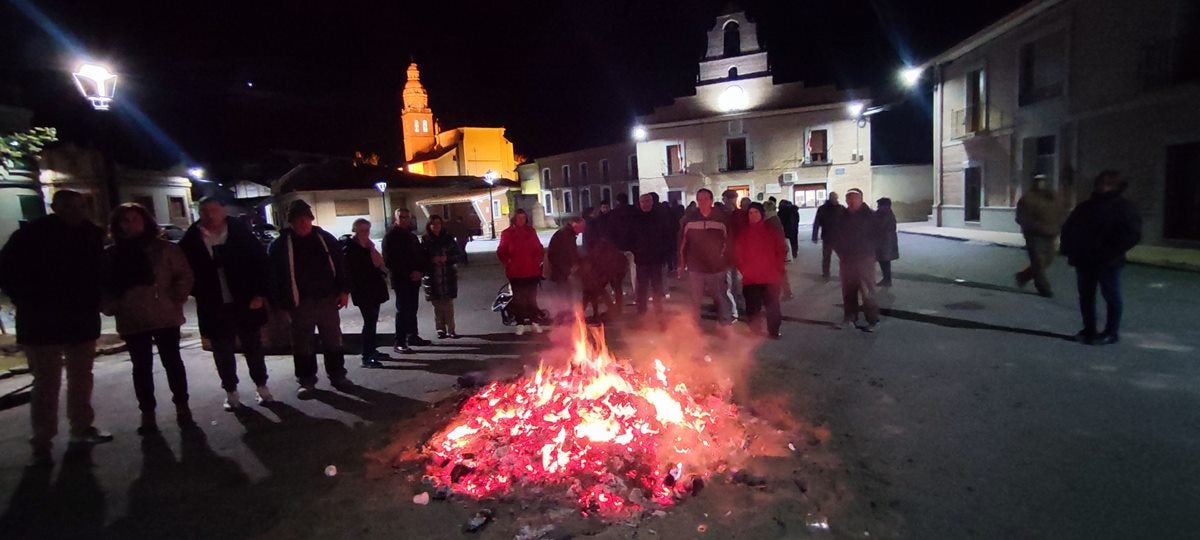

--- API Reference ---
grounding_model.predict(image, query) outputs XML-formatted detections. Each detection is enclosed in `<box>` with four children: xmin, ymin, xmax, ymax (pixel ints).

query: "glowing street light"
<box><xmin>847</xmin><ymin>102</ymin><xmax>864</xmax><ymax>117</ymax></box>
<box><xmin>631</xmin><ymin>126</ymin><xmax>647</xmax><ymax>142</ymax></box>
<box><xmin>374</xmin><ymin>181</ymin><xmax>388</xmax><ymax>231</ymax></box>
<box><xmin>900</xmin><ymin>66</ymin><xmax>923</xmax><ymax>88</ymax></box>
<box><xmin>187</xmin><ymin>167</ymin><xmax>205</xmax><ymax>180</ymax></box>
<box><xmin>484</xmin><ymin>170</ymin><xmax>499</xmax><ymax>239</ymax></box>
<box><xmin>73</xmin><ymin>63</ymin><xmax>118</xmax><ymax>111</ymax></box>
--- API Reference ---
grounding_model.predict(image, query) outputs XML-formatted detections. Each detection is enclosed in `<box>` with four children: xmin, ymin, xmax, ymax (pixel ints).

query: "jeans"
<box><xmin>624</xmin><ymin>251</ymin><xmax>637</xmax><ymax>299</ymax></box>
<box><xmin>25</xmin><ymin>341</ymin><xmax>96</xmax><ymax>450</ymax></box>
<box><xmin>358</xmin><ymin>303</ymin><xmax>381</xmax><ymax>357</ymax></box>
<box><xmin>1076</xmin><ymin>265</ymin><xmax>1123</xmax><ymax>337</ymax></box>
<box><xmin>290</xmin><ymin>295</ymin><xmax>346</xmax><ymax>386</ymax></box>
<box><xmin>728</xmin><ymin>268</ymin><xmax>743</xmax><ymax>318</ymax></box>
<box><xmin>1018</xmin><ymin>235</ymin><xmax>1056</xmax><ymax>294</ymax></box>
<box><xmin>879</xmin><ymin>261</ymin><xmax>893</xmax><ymax>283</ymax></box>
<box><xmin>510</xmin><ymin>277</ymin><xmax>542</xmax><ymax>324</ymax></box>
<box><xmin>124</xmin><ymin>327</ymin><xmax>189</xmax><ymax>413</ymax></box>
<box><xmin>432</xmin><ymin>298</ymin><xmax>456</xmax><ymax>334</ymax></box>
<box><xmin>840</xmin><ymin>256</ymin><xmax>879</xmax><ymax>324</ymax></box>
<box><xmin>687</xmin><ymin>270</ymin><xmax>733</xmax><ymax>323</ymax></box>
<box><xmin>635</xmin><ymin>263</ymin><xmax>665</xmax><ymax>314</ymax></box>
<box><xmin>743</xmin><ymin>284</ymin><xmax>782</xmax><ymax>335</ymax></box>
<box><xmin>209</xmin><ymin>305</ymin><xmax>267</xmax><ymax>392</ymax></box>
<box><xmin>393</xmin><ymin>280</ymin><xmax>421</xmax><ymax>344</ymax></box>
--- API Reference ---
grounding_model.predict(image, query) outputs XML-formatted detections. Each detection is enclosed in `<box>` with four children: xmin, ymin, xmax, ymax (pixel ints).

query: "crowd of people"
<box><xmin>0</xmin><ymin>170</ymin><xmax>1142</xmax><ymax>465</ymax></box>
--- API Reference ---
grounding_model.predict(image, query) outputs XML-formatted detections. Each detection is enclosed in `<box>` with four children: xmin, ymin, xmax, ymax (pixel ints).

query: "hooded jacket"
<box><xmin>497</xmin><ymin>224</ymin><xmax>544</xmax><ymax>279</ymax></box>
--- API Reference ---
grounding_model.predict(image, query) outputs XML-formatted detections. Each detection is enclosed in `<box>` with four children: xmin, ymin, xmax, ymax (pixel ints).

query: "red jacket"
<box><xmin>497</xmin><ymin>225</ymin><xmax>545</xmax><ymax>279</ymax></box>
<box><xmin>735</xmin><ymin>221</ymin><xmax>786</xmax><ymax>285</ymax></box>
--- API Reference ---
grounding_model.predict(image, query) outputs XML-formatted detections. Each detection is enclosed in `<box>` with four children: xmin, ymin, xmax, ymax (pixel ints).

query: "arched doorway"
<box><xmin>723</xmin><ymin>21</ymin><xmax>740</xmax><ymax>57</ymax></box>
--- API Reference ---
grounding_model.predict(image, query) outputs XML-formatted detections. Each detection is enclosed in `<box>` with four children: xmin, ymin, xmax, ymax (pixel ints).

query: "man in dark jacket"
<box><xmin>812</xmin><ymin>192</ymin><xmax>845</xmax><ymax>278</ymax></box>
<box><xmin>1060</xmin><ymin>171</ymin><xmax>1142</xmax><ymax>345</ymax></box>
<box><xmin>383</xmin><ymin>208</ymin><xmax>430</xmax><ymax>352</ymax></box>
<box><xmin>0</xmin><ymin>190</ymin><xmax>112</xmax><ymax>464</ymax></box>
<box><xmin>833</xmin><ymin>189</ymin><xmax>880</xmax><ymax>331</ymax></box>
<box><xmin>1015</xmin><ymin>174</ymin><xmax>1065</xmax><ymax>297</ymax></box>
<box><xmin>268</xmin><ymin>200</ymin><xmax>352</xmax><ymax>398</ymax></box>
<box><xmin>180</xmin><ymin>197</ymin><xmax>273</xmax><ymax>410</ymax></box>
<box><xmin>547</xmin><ymin>217</ymin><xmax>585</xmax><ymax>322</ymax></box>
<box><xmin>609</xmin><ymin>193</ymin><xmax>638</xmax><ymax>301</ymax></box>
<box><xmin>679</xmin><ymin>188</ymin><xmax>733</xmax><ymax>324</ymax></box>
<box><xmin>777</xmin><ymin>199</ymin><xmax>801</xmax><ymax>261</ymax></box>
<box><xmin>632</xmin><ymin>193</ymin><xmax>671</xmax><ymax>316</ymax></box>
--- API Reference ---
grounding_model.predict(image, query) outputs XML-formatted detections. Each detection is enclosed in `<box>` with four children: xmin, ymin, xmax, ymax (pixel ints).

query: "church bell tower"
<box><xmin>400</xmin><ymin>62</ymin><xmax>435</xmax><ymax>162</ymax></box>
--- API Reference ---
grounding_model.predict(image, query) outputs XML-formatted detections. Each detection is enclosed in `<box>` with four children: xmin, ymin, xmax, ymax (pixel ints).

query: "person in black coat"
<box><xmin>874</xmin><ymin>198</ymin><xmax>899</xmax><ymax>287</ymax></box>
<box><xmin>631</xmin><ymin>193</ymin><xmax>671</xmax><ymax>316</ymax></box>
<box><xmin>832</xmin><ymin>189</ymin><xmax>880</xmax><ymax>330</ymax></box>
<box><xmin>812</xmin><ymin>192</ymin><xmax>845</xmax><ymax>278</ymax></box>
<box><xmin>267</xmin><ymin>200</ymin><xmax>352</xmax><ymax>398</ymax></box>
<box><xmin>1060</xmin><ymin>171</ymin><xmax>1142</xmax><ymax>345</ymax></box>
<box><xmin>342</xmin><ymin>218</ymin><xmax>390</xmax><ymax>366</ymax></box>
<box><xmin>180</xmin><ymin>198</ymin><xmax>273</xmax><ymax>410</ymax></box>
<box><xmin>383</xmin><ymin>208</ymin><xmax>430</xmax><ymax>352</ymax></box>
<box><xmin>0</xmin><ymin>190</ymin><xmax>112</xmax><ymax>463</ymax></box>
<box><xmin>421</xmin><ymin>216</ymin><xmax>461</xmax><ymax>338</ymax></box>
<box><xmin>777</xmin><ymin>199</ymin><xmax>801</xmax><ymax>261</ymax></box>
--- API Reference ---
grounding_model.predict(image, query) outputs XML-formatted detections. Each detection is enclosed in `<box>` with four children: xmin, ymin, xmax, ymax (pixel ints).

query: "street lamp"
<box><xmin>374</xmin><ymin>180</ymin><xmax>388</xmax><ymax>232</ymax></box>
<box><xmin>631</xmin><ymin>126</ymin><xmax>647</xmax><ymax>142</ymax></box>
<box><xmin>187</xmin><ymin>167</ymin><xmax>205</xmax><ymax>180</ymax></box>
<box><xmin>72</xmin><ymin>63</ymin><xmax>118</xmax><ymax>111</ymax></box>
<box><xmin>483</xmin><ymin>170</ymin><xmax>499</xmax><ymax>239</ymax></box>
<box><xmin>846</xmin><ymin>102</ymin><xmax>864</xmax><ymax>117</ymax></box>
<box><xmin>899</xmin><ymin>66</ymin><xmax>923</xmax><ymax>88</ymax></box>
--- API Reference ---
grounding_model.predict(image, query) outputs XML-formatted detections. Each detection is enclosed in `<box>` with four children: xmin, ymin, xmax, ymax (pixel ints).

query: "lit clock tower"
<box><xmin>400</xmin><ymin>62</ymin><xmax>436</xmax><ymax>162</ymax></box>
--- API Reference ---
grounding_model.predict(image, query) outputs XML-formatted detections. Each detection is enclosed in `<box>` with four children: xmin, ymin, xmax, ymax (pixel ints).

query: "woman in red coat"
<box><xmin>735</xmin><ymin>203</ymin><xmax>787</xmax><ymax>338</ymax></box>
<box><xmin>496</xmin><ymin>210</ymin><xmax>546</xmax><ymax>334</ymax></box>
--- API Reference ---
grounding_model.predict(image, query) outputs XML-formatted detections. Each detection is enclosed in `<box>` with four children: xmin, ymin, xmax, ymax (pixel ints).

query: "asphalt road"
<box><xmin>0</xmin><ymin>231</ymin><xmax>1196</xmax><ymax>538</ymax></box>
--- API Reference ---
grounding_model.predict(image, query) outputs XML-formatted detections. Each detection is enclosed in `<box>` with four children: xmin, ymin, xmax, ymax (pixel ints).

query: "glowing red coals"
<box><xmin>423</xmin><ymin>322</ymin><xmax>742</xmax><ymax>517</ymax></box>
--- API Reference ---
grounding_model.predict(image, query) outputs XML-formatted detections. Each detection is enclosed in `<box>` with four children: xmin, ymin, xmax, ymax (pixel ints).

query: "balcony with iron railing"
<box><xmin>950</xmin><ymin>105</ymin><xmax>1010</xmax><ymax>140</ymax></box>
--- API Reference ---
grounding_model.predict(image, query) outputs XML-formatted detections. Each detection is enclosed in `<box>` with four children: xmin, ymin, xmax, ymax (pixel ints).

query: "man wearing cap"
<box><xmin>832</xmin><ymin>188</ymin><xmax>880</xmax><ymax>331</ymax></box>
<box><xmin>268</xmin><ymin>200</ymin><xmax>353</xmax><ymax>398</ymax></box>
<box><xmin>1015</xmin><ymin>174</ymin><xmax>1065</xmax><ymax>297</ymax></box>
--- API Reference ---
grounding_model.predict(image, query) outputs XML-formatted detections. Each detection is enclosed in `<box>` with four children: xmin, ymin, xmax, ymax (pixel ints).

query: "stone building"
<box><xmin>923</xmin><ymin>0</ymin><xmax>1200</xmax><ymax>245</ymax></box>
<box><xmin>633</xmin><ymin>7</ymin><xmax>873</xmax><ymax>225</ymax></box>
<box><xmin>518</xmin><ymin>142</ymin><xmax>638</xmax><ymax>224</ymax></box>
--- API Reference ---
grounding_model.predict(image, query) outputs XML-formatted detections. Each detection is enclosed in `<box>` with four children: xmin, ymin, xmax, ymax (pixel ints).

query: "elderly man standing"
<box><xmin>268</xmin><ymin>200</ymin><xmax>352</xmax><ymax>398</ymax></box>
<box><xmin>678</xmin><ymin>188</ymin><xmax>733</xmax><ymax>325</ymax></box>
<box><xmin>383</xmin><ymin>208</ymin><xmax>430</xmax><ymax>352</ymax></box>
<box><xmin>833</xmin><ymin>189</ymin><xmax>880</xmax><ymax>331</ymax></box>
<box><xmin>1015</xmin><ymin>174</ymin><xmax>1065</xmax><ymax>297</ymax></box>
<box><xmin>0</xmin><ymin>190</ymin><xmax>112</xmax><ymax>465</ymax></box>
<box><xmin>180</xmin><ymin>197</ymin><xmax>273</xmax><ymax>411</ymax></box>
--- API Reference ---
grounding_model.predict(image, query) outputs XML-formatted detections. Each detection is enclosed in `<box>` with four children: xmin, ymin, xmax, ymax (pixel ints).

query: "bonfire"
<box><xmin>422</xmin><ymin>319</ymin><xmax>746</xmax><ymax>517</ymax></box>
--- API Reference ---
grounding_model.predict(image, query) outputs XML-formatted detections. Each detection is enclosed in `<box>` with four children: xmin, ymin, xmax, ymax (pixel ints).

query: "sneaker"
<box><xmin>834</xmin><ymin>319</ymin><xmax>855</xmax><ymax>330</ymax></box>
<box><xmin>863</xmin><ymin>323</ymin><xmax>878</xmax><ymax>333</ymax></box>
<box><xmin>223</xmin><ymin>391</ymin><xmax>242</xmax><ymax>412</ymax></box>
<box><xmin>70</xmin><ymin>427</ymin><xmax>114</xmax><ymax>445</ymax></box>
<box><xmin>532</xmin><ymin>323</ymin><xmax>544</xmax><ymax>334</ymax></box>
<box><xmin>1092</xmin><ymin>333</ymin><xmax>1119</xmax><ymax>346</ymax></box>
<box><xmin>767</xmin><ymin>331</ymin><xmax>782</xmax><ymax>340</ymax></box>
<box><xmin>408</xmin><ymin>336</ymin><xmax>432</xmax><ymax>346</ymax></box>
<box><xmin>447</xmin><ymin>331</ymin><xmax>460</xmax><ymax>339</ymax></box>
<box><xmin>393</xmin><ymin>344</ymin><xmax>413</xmax><ymax>354</ymax></box>
<box><xmin>437</xmin><ymin>330</ymin><xmax>447</xmax><ymax>339</ymax></box>
<box><xmin>876</xmin><ymin>280</ymin><xmax>893</xmax><ymax>288</ymax></box>
<box><xmin>361</xmin><ymin>356</ymin><xmax>383</xmax><ymax>368</ymax></box>
<box><xmin>515</xmin><ymin>325</ymin><xmax>526</xmax><ymax>336</ymax></box>
<box><xmin>256</xmin><ymin>386</ymin><xmax>275</xmax><ymax>404</ymax></box>
<box><xmin>296</xmin><ymin>385</ymin><xmax>315</xmax><ymax>400</ymax></box>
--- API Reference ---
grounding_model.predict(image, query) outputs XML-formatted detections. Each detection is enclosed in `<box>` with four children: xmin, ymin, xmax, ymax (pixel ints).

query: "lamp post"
<box><xmin>374</xmin><ymin>181</ymin><xmax>388</xmax><ymax>233</ymax></box>
<box><xmin>73</xmin><ymin>63</ymin><xmax>118</xmax><ymax>111</ymax></box>
<box><xmin>483</xmin><ymin>170</ymin><xmax>499</xmax><ymax>239</ymax></box>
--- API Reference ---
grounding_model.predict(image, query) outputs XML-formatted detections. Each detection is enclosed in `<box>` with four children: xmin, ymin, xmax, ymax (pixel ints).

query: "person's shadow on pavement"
<box><xmin>0</xmin><ymin>444</ymin><xmax>106</xmax><ymax>539</ymax></box>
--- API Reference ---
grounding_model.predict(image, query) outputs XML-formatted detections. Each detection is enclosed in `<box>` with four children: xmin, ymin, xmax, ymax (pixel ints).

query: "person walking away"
<box><xmin>0</xmin><ymin>190</ymin><xmax>113</xmax><ymax>465</ymax></box>
<box><xmin>833</xmin><ymin>189</ymin><xmax>881</xmax><ymax>331</ymax></box>
<box><xmin>101</xmin><ymin>203</ymin><xmax>195</xmax><ymax>435</ymax></box>
<box><xmin>383</xmin><ymin>208</ymin><xmax>431</xmax><ymax>352</ymax></box>
<box><xmin>1015</xmin><ymin>175</ymin><xmax>1065</xmax><ymax>297</ymax></box>
<box><xmin>268</xmin><ymin>200</ymin><xmax>353</xmax><ymax>399</ymax></box>
<box><xmin>547</xmin><ymin>217</ymin><xmax>585</xmax><ymax>323</ymax></box>
<box><xmin>678</xmin><ymin>188</ymin><xmax>734</xmax><ymax>325</ymax></box>
<box><xmin>632</xmin><ymin>194</ymin><xmax>670</xmax><ymax>318</ymax></box>
<box><xmin>421</xmin><ymin>215</ymin><xmax>462</xmax><ymax>338</ymax></box>
<box><xmin>497</xmin><ymin>209</ymin><xmax>546</xmax><ymax>335</ymax></box>
<box><xmin>1060</xmin><ymin>171</ymin><xmax>1142</xmax><ymax>345</ymax></box>
<box><xmin>813</xmin><ymin>192</ymin><xmax>845</xmax><ymax>279</ymax></box>
<box><xmin>446</xmin><ymin>216</ymin><xmax>472</xmax><ymax>265</ymax></box>
<box><xmin>736</xmin><ymin>203</ymin><xmax>787</xmax><ymax>338</ymax></box>
<box><xmin>342</xmin><ymin>218</ymin><xmax>389</xmax><ymax>366</ymax></box>
<box><xmin>180</xmin><ymin>197</ymin><xmax>274</xmax><ymax>411</ymax></box>
<box><xmin>875</xmin><ymin>198</ymin><xmax>900</xmax><ymax>287</ymax></box>
<box><xmin>777</xmin><ymin>199</ymin><xmax>801</xmax><ymax>261</ymax></box>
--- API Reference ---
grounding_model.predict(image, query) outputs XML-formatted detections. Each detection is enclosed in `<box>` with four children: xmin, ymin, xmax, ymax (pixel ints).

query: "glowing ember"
<box><xmin>423</xmin><ymin>319</ymin><xmax>743</xmax><ymax>516</ymax></box>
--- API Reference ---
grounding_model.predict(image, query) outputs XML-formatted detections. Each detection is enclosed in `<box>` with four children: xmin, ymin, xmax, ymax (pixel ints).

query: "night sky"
<box><xmin>1</xmin><ymin>0</ymin><xmax>1030</xmax><ymax>181</ymax></box>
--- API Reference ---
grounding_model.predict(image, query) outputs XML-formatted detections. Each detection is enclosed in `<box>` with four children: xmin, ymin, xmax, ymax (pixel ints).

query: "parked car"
<box><xmin>160</xmin><ymin>224</ymin><xmax>186</xmax><ymax>242</ymax></box>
